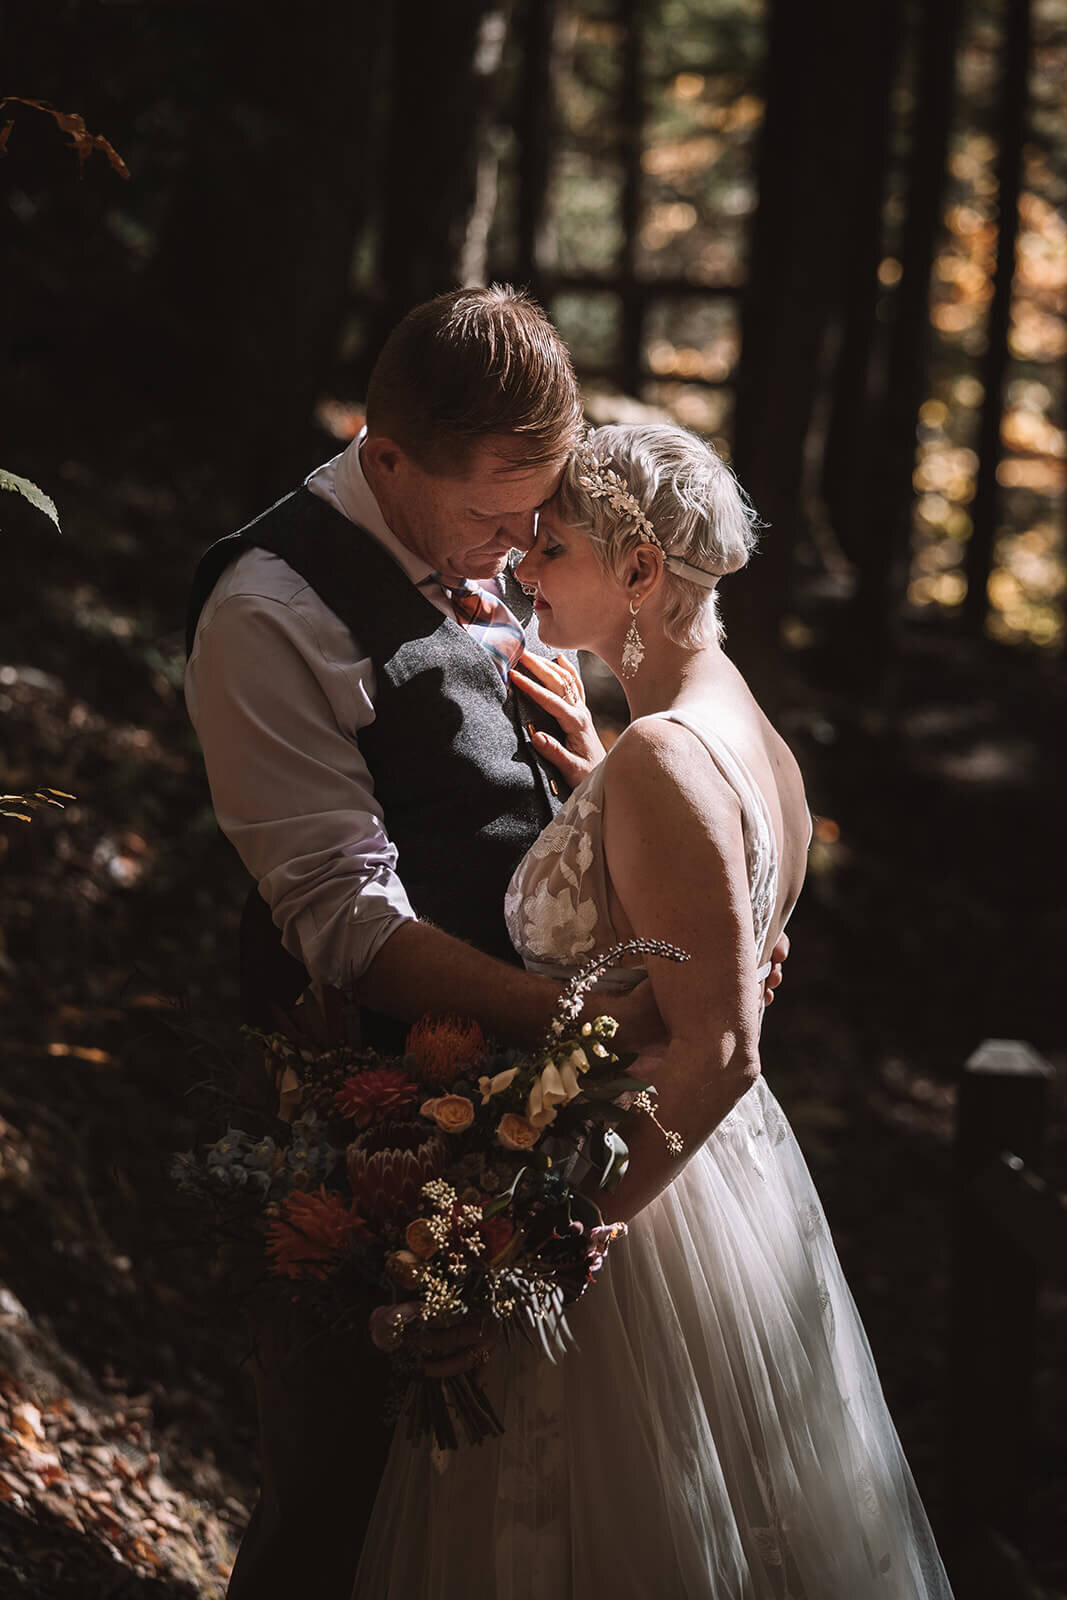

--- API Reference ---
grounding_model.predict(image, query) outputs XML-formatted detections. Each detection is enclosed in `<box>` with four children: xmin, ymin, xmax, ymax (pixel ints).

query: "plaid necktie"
<box><xmin>422</xmin><ymin>573</ymin><xmax>531</xmax><ymax>683</ymax></box>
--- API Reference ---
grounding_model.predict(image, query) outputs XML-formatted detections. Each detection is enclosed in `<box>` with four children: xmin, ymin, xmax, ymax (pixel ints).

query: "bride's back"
<box><xmin>685</xmin><ymin>655</ymin><xmax>807</xmax><ymax>949</ymax></box>
<box><xmin>609</xmin><ymin>651</ymin><xmax>809</xmax><ymax>968</ymax></box>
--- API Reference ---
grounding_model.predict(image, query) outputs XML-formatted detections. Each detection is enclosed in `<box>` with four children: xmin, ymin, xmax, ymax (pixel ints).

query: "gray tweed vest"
<box><xmin>187</xmin><ymin>488</ymin><xmax>571</xmax><ymax>1047</ymax></box>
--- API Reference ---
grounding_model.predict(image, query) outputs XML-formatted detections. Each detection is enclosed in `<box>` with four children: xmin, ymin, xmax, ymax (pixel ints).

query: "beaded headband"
<box><xmin>572</xmin><ymin>435</ymin><xmax>721</xmax><ymax>589</ymax></box>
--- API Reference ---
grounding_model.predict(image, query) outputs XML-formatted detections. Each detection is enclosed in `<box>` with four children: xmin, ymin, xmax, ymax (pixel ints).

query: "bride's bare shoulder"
<box><xmin>601</xmin><ymin>715</ymin><xmax>741</xmax><ymax>830</ymax></box>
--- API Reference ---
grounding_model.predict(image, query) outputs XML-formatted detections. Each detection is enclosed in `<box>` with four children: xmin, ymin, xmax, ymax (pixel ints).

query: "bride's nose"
<box><xmin>513</xmin><ymin>546</ymin><xmax>540</xmax><ymax>584</ymax></box>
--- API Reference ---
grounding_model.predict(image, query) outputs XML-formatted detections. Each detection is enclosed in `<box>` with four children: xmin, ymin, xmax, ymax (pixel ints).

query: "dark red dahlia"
<box><xmin>334</xmin><ymin>1067</ymin><xmax>420</xmax><ymax>1128</ymax></box>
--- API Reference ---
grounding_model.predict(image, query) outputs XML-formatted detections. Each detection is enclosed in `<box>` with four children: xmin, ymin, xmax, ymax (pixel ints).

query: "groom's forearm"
<box><xmin>356</xmin><ymin>921</ymin><xmax>563</xmax><ymax>1047</ymax></box>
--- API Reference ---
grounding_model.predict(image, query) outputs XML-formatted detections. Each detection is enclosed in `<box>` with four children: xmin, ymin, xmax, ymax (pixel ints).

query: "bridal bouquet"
<box><xmin>173</xmin><ymin>940</ymin><xmax>687</xmax><ymax>1450</ymax></box>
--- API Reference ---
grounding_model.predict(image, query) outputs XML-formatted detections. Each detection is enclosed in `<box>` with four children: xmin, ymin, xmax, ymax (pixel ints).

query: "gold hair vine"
<box><xmin>573</xmin><ymin>435</ymin><xmax>665</xmax><ymax>552</ymax></box>
<box><xmin>573</xmin><ymin>432</ymin><xmax>723</xmax><ymax>588</ymax></box>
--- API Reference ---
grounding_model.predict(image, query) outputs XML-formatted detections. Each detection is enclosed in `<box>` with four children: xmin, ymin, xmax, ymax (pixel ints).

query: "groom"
<box><xmin>186</xmin><ymin>285</ymin><xmax>785</xmax><ymax>1597</ymax></box>
<box><xmin>186</xmin><ymin>286</ymin><xmax>609</xmax><ymax>1599</ymax></box>
<box><xmin>187</xmin><ymin>287</ymin><xmax>593</xmax><ymax>1063</ymax></box>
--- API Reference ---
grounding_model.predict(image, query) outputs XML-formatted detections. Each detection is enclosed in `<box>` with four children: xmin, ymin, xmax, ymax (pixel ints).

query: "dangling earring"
<box><xmin>621</xmin><ymin>599</ymin><xmax>645</xmax><ymax>679</ymax></box>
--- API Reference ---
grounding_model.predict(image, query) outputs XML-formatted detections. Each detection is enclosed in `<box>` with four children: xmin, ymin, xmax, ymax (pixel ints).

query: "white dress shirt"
<box><xmin>185</xmin><ymin>431</ymin><xmax>505</xmax><ymax>988</ymax></box>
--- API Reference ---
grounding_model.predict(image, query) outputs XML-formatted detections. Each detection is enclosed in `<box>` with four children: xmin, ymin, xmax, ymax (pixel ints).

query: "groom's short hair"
<box><xmin>365</xmin><ymin>285</ymin><xmax>584</xmax><ymax>475</ymax></box>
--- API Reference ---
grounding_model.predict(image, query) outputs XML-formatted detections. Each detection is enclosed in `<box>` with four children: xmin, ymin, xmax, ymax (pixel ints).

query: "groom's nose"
<box><xmin>499</xmin><ymin>510</ymin><xmax>538</xmax><ymax>551</ymax></box>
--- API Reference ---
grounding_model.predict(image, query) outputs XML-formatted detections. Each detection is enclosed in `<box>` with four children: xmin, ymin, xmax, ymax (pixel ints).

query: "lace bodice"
<box><xmin>505</xmin><ymin>710</ymin><xmax>779</xmax><ymax>977</ymax></box>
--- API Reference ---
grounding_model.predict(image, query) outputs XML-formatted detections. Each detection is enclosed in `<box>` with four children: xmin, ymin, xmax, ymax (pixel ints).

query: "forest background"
<box><xmin>1</xmin><ymin>0</ymin><xmax>1064</xmax><ymax>1596</ymax></box>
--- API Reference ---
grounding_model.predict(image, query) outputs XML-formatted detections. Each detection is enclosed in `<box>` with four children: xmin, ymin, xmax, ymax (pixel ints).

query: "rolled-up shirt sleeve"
<box><xmin>185</xmin><ymin>583</ymin><xmax>416</xmax><ymax>987</ymax></box>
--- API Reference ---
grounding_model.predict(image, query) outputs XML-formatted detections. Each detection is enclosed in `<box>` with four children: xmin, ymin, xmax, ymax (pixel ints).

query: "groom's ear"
<box><xmin>362</xmin><ymin>433</ymin><xmax>406</xmax><ymax>480</ymax></box>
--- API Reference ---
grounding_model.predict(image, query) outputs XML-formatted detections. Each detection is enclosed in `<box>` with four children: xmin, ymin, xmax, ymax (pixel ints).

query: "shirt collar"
<box><xmin>304</xmin><ymin>427</ymin><xmax>435</xmax><ymax>587</ymax></box>
<box><xmin>305</xmin><ymin>426</ymin><xmax>508</xmax><ymax>599</ymax></box>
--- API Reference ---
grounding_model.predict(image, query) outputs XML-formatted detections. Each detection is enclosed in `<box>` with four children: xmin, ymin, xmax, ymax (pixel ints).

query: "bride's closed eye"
<box><xmin>534</xmin><ymin>528</ymin><xmax>565</xmax><ymax>559</ymax></box>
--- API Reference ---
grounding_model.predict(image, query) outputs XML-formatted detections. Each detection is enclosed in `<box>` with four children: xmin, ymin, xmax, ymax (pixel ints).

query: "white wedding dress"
<box><xmin>353</xmin><ymin>711</ymin><xmax>954</xmax><ymax>1599</ymax></box>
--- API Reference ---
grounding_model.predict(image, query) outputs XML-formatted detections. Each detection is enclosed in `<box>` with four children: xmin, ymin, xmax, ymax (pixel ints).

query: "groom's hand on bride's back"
<box><xmin>764</xmin><ymin>932</ymin><xmax>789</xmax><ymax>1006</ymax></box>
<box><xmin>510</xmin><ymin>655</ymin><xmax>606</xmax><ymax>790</ymax></box>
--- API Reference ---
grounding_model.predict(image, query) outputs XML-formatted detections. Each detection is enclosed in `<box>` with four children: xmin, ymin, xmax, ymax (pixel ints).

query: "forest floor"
<box><xmin>0</xmin><ymin>439</ymin><xmax>1064</xmax><ymax>1598</ymax></box>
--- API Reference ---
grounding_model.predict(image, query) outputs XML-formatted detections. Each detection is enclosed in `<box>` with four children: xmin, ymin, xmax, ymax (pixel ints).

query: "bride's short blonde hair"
<box><xmin>554</xmin><ymin>423</ymin><xmax>760</xmax><ymax>646</ymax></box>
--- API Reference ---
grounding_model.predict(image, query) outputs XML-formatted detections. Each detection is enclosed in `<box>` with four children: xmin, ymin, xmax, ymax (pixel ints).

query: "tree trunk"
<box><xmin>618</xmin><ymin>0</ymin><xmax>647</xmax><ymax>398</ymax></box>
<box><xmin>819</xmin><ymin>0</ymin><xmax>906</xmax><ymax>567</ymax></box>
<box><xmin>730</xmin><ymin>0</ymin><xmax>891</xmax><ymax>708</ymax></box>
<box><xmin>852</xmin><ymin>0</ymin><xmax>963</xmax><ymax>706</ymax></box>
<box><xmin>963</xmin><ymin>0</ymin><xmax>1032</xmax><ymax>633</ymax></box>
<box><xmin>368</xmin><ymin>0</ymin><xmax>511</xmax><ymax>361</ymax></box>
<box><xmin>148</xmin><ymin>2</ymin><xmax>388</xmax><ymax>498</ymax></box>
<box><xmin>513</xmin><ymin>0</ymin><xmax>561</xmax><ymax>302</ymax></box>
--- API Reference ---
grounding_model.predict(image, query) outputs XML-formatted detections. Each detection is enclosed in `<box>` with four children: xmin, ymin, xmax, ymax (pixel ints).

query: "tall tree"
<box><xmin>731</xmin><ymin>0</ymin><xmax>897</xmax><ymax>707</ymax></box>
<box><xmin>617</xmin><ymin>0</ymin><xmax>647</xmax><ymax>399</ymax></box>
<box><xmin>852</xmin><ymin>0</ymin><xmax>963</xmax><ymax>702</ymax></box>
<box><xmin>819</xmin><ymin>0</ymin><xmax>906</xmax><ymax>568</ymax></box>
<box><xmin>148</xmin><ymin>2</ymin><xmax>387</xmax><ymax>496</ymax></box>
<box><xmin>513</xmin><ymin>0</ymin><xmax>561</xmax><ymax>302</ymax></box>
<box><xmin>963</xmin><ymin>0</ymin><xmax>1033</xmax><ymax>633</ymax></box>
<box><xmin>368</xmin><ymin>0</ymin><xmax>511</xmax><ymax>360</ymax></box>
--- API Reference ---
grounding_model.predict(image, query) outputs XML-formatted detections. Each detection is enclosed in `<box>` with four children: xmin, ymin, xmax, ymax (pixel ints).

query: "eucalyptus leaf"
<box><xmin>578</xmin><ymin>1075</ymin><xmax>654</xmax><ymax>1101</ymax></box>
<box><xmin>490</xmin><ymin>1165</ymin><xmax>530</xmax><ymax>1208</ymax></box>
<box><xmin>599</xmin><ymin>1126</ymin><xmax>630</xmax><ymax>1189</ymax></box>
<box><xmin>0</xmin><ymin>468</ymin><xmax>60</xmax><ymax>528</ymax></box>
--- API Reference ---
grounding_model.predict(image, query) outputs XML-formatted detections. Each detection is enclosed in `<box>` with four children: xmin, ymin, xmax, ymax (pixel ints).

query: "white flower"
<box><xmin>527</xmin><ymin>1057</ymin><xmax>583</xmax><ymax>1130</ymax></box>
<box><xmin>477</xmin><ymin>1067</ymin><xmax>519</xmax><ymax>1106</ymax></box>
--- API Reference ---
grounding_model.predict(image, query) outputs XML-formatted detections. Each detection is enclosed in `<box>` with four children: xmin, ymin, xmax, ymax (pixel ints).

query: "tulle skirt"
<box><xmin>353</xmin><ymin>1077</ymin><xmax>953</xmax><ymax>1599</ymax></box>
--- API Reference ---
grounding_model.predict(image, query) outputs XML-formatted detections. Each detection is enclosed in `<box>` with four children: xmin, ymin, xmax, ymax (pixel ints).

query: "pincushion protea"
<box><xmin>346</xmin><ymin>1122</ymin><xmax>447</xmax><ymax>1228</ymax></box>
<box><xmin>405</xmin><ymin>1015</ymin><xmax>486</xmax><ymax>1086</ymax></box>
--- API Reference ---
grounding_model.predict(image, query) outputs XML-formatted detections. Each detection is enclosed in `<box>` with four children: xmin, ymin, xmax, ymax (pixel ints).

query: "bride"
<box><xmin>353</xmin><ymin>424</ymin><xmax>954</xmax><ymax>1598</ymax></box>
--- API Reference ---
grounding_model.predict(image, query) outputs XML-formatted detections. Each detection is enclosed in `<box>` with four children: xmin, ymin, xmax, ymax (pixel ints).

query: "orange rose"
<box><xmin>420</xmin><ymin>1094</ymin><xmax>475</xmax><ymax>1134</ymax></box>
<box><xmin>405</xmin><ymin>1218</ymin><xmax>439</xmax><ymax>1259</ymax></box>
<box><xmin>496</xmin><ymin>1113</ymin><xmax>540</xmax><ymax>1151</ymax></box>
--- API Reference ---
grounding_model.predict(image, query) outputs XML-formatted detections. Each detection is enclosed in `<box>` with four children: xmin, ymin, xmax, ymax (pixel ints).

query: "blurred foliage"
<box><xmin>535</xmin><ymin>0</ymin><xmax>1066</xmax><ymax>649</ymax></box>
<box><xmin>5</xmin><ymin>1</ymin><xmax>1062</xmax><ymax>655</ymax></box>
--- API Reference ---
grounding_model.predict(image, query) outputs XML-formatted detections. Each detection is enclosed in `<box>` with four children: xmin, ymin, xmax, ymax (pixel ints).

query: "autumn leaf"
<box><xmin>0</xmin><ymin>785</ymin><xmax>73</xmax><ymax>822</ymax></box>
<box><xmin>0</xmin><ymin>97</ymin><xmax>129</xmax><ymax>178</ymax></box>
